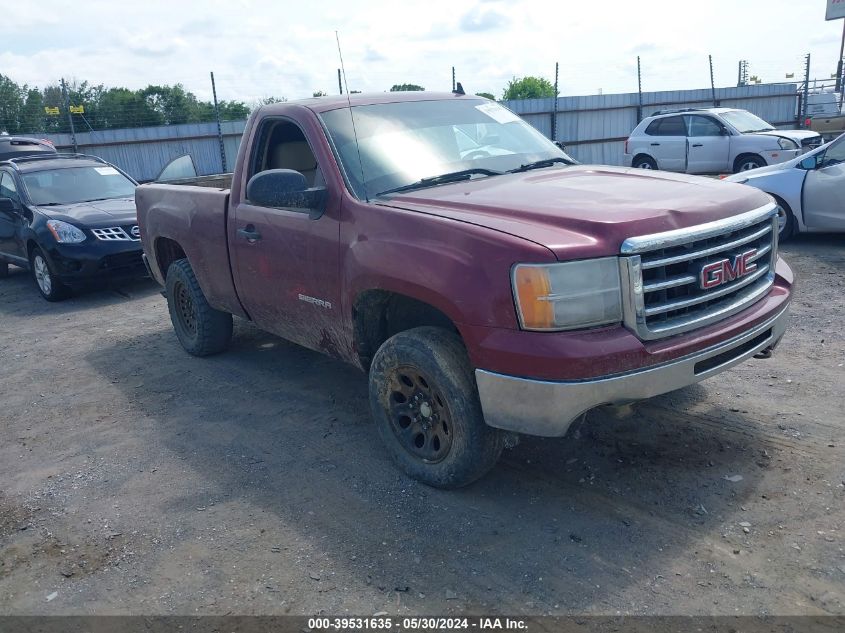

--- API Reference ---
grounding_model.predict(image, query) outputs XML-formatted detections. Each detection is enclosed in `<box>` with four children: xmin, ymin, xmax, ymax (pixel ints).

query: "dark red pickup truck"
<box><xmin>136</xmin><ymin>92</ymin><xmax>793</xmax><ymax>488</ymax></box>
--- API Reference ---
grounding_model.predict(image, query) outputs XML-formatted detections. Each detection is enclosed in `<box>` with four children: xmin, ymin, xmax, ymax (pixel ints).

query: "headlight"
<box><xmin>777</xmin><ymin>137</ymin><xmax>798</xmax><ymax>150</ymax></box>
<box><xmin>46</xmin><ymin>219</ymin><xmax>86</xmax><ymax>243</ymax></box>
<box><xmin>512</xmin><ymin>258</ymin><xmax>623</xmax><ymax>331</ymax></box>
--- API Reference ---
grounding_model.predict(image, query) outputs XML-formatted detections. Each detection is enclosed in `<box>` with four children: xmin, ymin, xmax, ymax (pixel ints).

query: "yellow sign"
<box><xmin>69</xmin><ymin>105</ymin><xmax>84</xmax><ymax>114</ymax></box>
<box><xmin>44</xmin><ymin>107</ymin><xmax>60</xmax><ymax>115</ymax></box>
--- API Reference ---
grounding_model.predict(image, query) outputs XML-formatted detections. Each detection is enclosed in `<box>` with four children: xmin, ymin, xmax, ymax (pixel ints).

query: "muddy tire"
<box><xmin>369</xmin><ymin>326</ymin><xmax>504</xmax><ymax>488</ymax></box>
<box><xmin>165</xmin><ymin>259</ymin><xmax>232</xmax><ymax>356</ymax></box>
<box><xmin>30</xmin><ymin>246</ymin><xmax>70</xmax><ymax>301</ymax></box>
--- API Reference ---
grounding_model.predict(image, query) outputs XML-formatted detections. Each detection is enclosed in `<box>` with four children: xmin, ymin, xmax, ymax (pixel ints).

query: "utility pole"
<box><xmin>60</xmin><ymin>78</ymin><xmax>78</xmax><ymax>154</ymax></box>
<box><xmin>709</xmin><ymin>55</ymin><xmax>717</xmax><ymax>106</ymax></box>
<box><xmin>338</xmin><ymin>68</ymin><xmax>343</xmax><ymax>95</ymax></box>
<box><xmin>552</xmin><ymin>62</ymin><xmax>559</xmax><ymax>142</ymax></box>
<box><xmin>637</xmin><ymin>56</ymin><xmax>643</xmax><ymax>123</ymax></box>
<box><xmin>210</xmin><ymin>72</ymin><xmax>227</xmax><ymax>173</ymax></box>
<box><xmin>452</xmin><ymin>66</ymin><xmax>455</xmax><ymax>92</ymax></box>
<box><xmin>801</xmin><ymin>53</ymin><xmax>811</xmax><ymax>127</ymax></box>
<box><xmin>837</xmin><ymin>19</ymin><xmax>844</xmax><ymax>110</ymax></box>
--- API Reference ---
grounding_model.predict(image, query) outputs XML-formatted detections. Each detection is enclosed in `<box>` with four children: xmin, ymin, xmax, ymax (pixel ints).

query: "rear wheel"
<box><xmin>633</xmin><ymin>155</ymin><xmax>657</xmax><ymax>170</ymax></box>
<box><xmin>369</xmin><ymin>326</ymin><xmax>504</xmax><ymax>488</ymax></box>
<box><xmin>29</xmin><ymin>246</ymin><xmax>70</xmax><ymax>301</ymax></box>
<box><xmin>165</xmin><ymin>259</ymin><xmax>232</xmax><ymax>356</ymax></box>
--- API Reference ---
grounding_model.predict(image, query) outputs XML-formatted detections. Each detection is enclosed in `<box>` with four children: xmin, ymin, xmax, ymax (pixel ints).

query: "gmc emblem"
<box><xmin>699</xmin><ymin>249</ymin><xmax>758</xmax><ymax>290</ymax></box>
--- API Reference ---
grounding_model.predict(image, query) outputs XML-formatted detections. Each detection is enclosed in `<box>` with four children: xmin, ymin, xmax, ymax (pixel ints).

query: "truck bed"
<box><xmin>135</xmin><ymin>183</ymin><xmax>246</xmax><ymax>318</ymax></box>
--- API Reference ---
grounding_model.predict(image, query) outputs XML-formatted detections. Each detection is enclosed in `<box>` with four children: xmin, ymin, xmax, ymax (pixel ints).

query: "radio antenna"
<box><xmin>335</xmin><ymin>31</ymin><xmax>369</xmax><ymax>202</ymax></box>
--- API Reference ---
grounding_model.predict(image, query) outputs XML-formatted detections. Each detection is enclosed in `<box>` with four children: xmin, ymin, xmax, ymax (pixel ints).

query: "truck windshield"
<box><xmin>22</xmin><ymin>165</ymin><xmax>136</xmax><ymax>206</ymax></box>
<box><xmin>320</xmin><ymin>99</ymin><xmax>574</xmax><ymax>198</ymax></box>
<box><xmin>720</xmin><ymin>110</ymin><xmax>775</xmax><ymax>133</ymax></box>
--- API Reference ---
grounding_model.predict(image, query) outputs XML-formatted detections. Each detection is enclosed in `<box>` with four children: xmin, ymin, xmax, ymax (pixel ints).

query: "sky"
<box><xmin>1</xmin><ymin>0</ymin><xmax>844</xmax><ymax>104</ymax></box>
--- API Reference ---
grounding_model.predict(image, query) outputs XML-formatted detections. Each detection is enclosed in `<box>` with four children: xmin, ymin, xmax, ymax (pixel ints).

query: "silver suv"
<box><xmin>624</xmin><ymin>108</ymin><xmax>822</xmax><ymax>174</ymax></box>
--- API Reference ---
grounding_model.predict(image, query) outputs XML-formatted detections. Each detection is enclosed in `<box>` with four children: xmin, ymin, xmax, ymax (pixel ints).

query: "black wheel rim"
<box><xmin>387</xmin><ymin>366</ymin><xmax>453</xmax><ymax>464</ymax></box>
<box><xmin>174</xmin><ymin>281</ymin><xmax>197</xmax><ymax>335</ymax></box>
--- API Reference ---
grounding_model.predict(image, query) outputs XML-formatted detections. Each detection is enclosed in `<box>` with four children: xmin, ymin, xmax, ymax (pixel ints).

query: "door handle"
<box><xmin>692</xmin><ymin>143</ymin><xmax>703</xmax><ymax>147</ymax></box>
<box><xmin>650</xmin><ymin>142</ymin><xmax>660</xmax><ymax>146</ymax></box>
<box><xmin>237</xmin><ymin>225</ymin><xmax>261</xmax><ymax>241</ymax></box>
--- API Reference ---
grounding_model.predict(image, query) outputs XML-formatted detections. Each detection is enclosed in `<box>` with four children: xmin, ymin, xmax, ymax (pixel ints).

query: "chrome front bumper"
<box><xmin>475</xmin><ymin>306</ymin><xmax>789</xmax><ymax>437</ymax></box>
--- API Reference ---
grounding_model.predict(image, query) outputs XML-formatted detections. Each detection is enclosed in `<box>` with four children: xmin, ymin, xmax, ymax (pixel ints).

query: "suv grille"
<box><xmin>619</xmin><ymin>204</ymin><xmax>778</xmax><ymax>340</ymax></box>
<box><xmin>92</xmin><ymin>226</ymin><xmax>140</xmax><ymax>241</ymax></box>
<box><xmin>802</xmin><ymin>136</ymin><xmax>822</xmax><ymax>149</ymax></box>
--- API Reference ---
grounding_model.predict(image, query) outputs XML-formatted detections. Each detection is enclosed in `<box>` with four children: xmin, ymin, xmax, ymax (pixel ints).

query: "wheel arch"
<box><xmin>352</xmin><ymin>289</ymin><xmax>462</xmax><ymax>371</ymax></box>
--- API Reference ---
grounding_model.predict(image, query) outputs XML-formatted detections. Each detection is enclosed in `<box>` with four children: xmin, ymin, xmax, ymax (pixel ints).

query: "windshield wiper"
<box><xmin>376</xmin><ymin>168</ymin><xmax>503</xmax><ymax>196</ymax></box>
<box><xmin>507</xmin><ymin>157</ymin><xmax>573</xmax><ymax>173</ymax></box>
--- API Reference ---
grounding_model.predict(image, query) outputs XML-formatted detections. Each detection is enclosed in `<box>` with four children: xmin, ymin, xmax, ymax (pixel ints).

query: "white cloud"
<box><xmin>1</xmin><ymin>0</ymin><xmax>843</xmax><ymax>102</ymax></box>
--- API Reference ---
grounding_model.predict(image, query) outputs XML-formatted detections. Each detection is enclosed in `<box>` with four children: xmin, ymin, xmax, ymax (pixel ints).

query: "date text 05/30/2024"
<box><xmin>307</xmin><ymin>617</ymin><xmax>528</xmax><ymax>631</ymax></box>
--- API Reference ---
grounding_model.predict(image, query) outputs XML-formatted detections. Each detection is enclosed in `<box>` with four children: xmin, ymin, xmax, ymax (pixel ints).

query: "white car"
<box><xmin>724</xmin><ymin>132</ymin><xmax>845</xmax><ymax>239</ymax></box>
<box><xmin>625</xmin><ymin>108</ymin><xmax>822</xmax><ymax>174</ymax></box>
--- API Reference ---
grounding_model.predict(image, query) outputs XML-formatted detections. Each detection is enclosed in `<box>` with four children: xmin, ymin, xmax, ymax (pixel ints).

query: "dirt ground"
<box><xmin>0</xmin><ymin>235</ymin><xmax>843</xmax><ymax>617</ymax></box>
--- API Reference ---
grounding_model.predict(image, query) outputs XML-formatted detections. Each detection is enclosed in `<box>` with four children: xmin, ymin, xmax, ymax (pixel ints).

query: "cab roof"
<box><xmin>260</xmin><ymin>91</ymin><xmax>486</xmax><ymax>115</ymax></box>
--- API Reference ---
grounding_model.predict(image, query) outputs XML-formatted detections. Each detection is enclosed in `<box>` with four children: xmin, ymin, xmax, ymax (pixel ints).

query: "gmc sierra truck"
<box><xmin>136</xmin><ymin>92</ymin><xmax>793</xmax><ymax>488</ymax></box>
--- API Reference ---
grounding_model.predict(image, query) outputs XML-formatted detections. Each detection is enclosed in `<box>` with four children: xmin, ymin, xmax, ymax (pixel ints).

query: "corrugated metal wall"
<box><xmin>35</xmin><ymin>83</ymin><xmax>799</xmax><ymax>180</ymax></box>
<box><xmin>503</xmin><ymin>83</ymin><xmax>799</xmax><ymax>166</ymax></box>
<box><xmin>42</xmin><ymin>120</ymin><xmax>246</xmax><ymax>182</ymax></box>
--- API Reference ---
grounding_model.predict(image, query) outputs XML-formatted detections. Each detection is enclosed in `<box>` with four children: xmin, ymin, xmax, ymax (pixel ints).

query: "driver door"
<box><xmin>229</xmin><ymin>117</ymin><xmax>343</xmax><ymax>354</ymax></box>
<box><xmin>802</xmin><ymin>137</ymin><xmax>845</xmax><ymax>230</ymax></box>
<box><xmin>0</xmin><ymin>171</ymin><xmax>27</xmax><ymax>262</ymax></box>
<box><xmin>685</xmin><ymin>115</ymin><xmax>731</xmax><ymax>174</ymax></box>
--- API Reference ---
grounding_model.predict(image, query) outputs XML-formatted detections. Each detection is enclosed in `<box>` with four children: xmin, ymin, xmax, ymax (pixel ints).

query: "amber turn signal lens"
<box><xmin>513</xmin><ymin>266</ymin><xmax>554</xmax><ymax>329</ymax></box>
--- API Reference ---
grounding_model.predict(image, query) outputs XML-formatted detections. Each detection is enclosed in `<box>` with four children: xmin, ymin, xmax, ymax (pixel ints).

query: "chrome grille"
<box><xmin>91</xmin><ymin>226</ymin><xmax>140</xmax><ymax>241</ymax></box>
<box><xmin>619</xmin><ymin>204</ymin><xmax>778</xmax><ymax>340</ymax></box>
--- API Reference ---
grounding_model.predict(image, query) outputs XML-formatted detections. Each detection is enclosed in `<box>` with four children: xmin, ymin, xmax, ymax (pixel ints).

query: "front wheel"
<box><xmin>30</xmin><ymin>246</ymin><xmax>70</xmax><ymax>301</ymax></box>
<box><xmin>734</xmin><ymin>155</ymin><xmax>766</xmax><ymax>173</ymax></box>
<box><xmin>368</xmin><ymin>326</ymin><xmax>504</xmax><ymax>488</ymax></box>
<box><xmin>165</xmin><ymin>259</ymin><xmax>233</xmax><ymax>356</ymax></box>
<box><xmin>773</xmin><ymin>196</ymin><xmax>796</xmax><ymax>241</ymax></box>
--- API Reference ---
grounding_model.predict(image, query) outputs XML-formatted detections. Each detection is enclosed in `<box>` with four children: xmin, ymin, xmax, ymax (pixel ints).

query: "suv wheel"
<box><xmin>734</xmin><ymin>155</ymin><xmax>766</xmax><ymax>173</ymax></box>
<box><xmin>369</xmin><ymin>326</ymin><xmax>504</xmax><ymax>489</ymax></box>
<box><xmin>633</xmin><ymin>155</ymin><xmax>657</xmax><ymax>170</ymax></box>
<box><xmin>30</xmin><ymin>246</ymin><xmax>70</xmax><ymax>301</ymax></box>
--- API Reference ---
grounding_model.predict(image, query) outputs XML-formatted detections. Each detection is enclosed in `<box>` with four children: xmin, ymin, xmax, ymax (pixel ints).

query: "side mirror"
<box><xmin>799</xmin><ymin>155</ymin><xmax>819</xmax><ymax>170</ymax></box>
<box><xmin>0</xmin><ymin>197</ymin><xmax>15</xmax><ymax>215</ymax></box>
<box><xmin>246</xmin><ymin>169</ymin><xmax>327</xmax><ymax>219</ymax></box>
<box><xmin>720</xmin><ymin>127</ymin><xmax>731</xmax><ymax>136</ymax></box>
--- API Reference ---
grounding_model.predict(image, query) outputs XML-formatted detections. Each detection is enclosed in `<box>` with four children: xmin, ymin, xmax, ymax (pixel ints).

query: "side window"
<box><xmin>654</xmin><ymin>116</ymin><xmax>687</xmax><ymax>136</ymax></box>
<box><xmin>686</xmin><ymin>115</ymin><xmax>722</xmax><ymax>137</ymax></box>
<box><xmin>250</xmin><ymin>119</ymin><xmax>323</xmax><ymax>188</ymax></box>
<box><xmin>645</xmin><ymin>120</ymin><xmax>662</xmax><ymax>135</ymax></box>
<box><xmin>819</xmin><ymin>137</ymin><xmax>845</xmax><ymax>168</ymax></box>
<box><xmin>0</xmin><ymin>172</ymin><xmax>20</xmax><ymax>204</ymax></box>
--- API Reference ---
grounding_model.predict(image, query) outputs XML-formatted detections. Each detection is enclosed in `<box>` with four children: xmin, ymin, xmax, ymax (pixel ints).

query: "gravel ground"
<box><xmin>0</xmin><ymin>235</ymin><xmax>843</xmax><ymax>616</ymax></box>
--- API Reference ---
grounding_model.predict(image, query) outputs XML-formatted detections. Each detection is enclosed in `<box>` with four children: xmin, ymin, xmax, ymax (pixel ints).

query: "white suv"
<box><xmin>625</xmin><ymin>108</ymin><xmax>822</xmax><ymax>174</ymax></box>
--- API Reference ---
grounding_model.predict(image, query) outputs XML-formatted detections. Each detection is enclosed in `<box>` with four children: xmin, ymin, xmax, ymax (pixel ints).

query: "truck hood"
<box><xmin>377</xmin><ymin>166</ymin><xmax>771</xmax><ymax>260</ymax></box>
<box><xmin>36</xmin><ymin>196</ymin><xmax>137</xmax><ymax>226</ymax></box>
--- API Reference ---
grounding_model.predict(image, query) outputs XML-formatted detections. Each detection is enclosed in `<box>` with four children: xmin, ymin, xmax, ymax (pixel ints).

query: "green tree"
<box><xmin>0</xmin><ymin>74</ymin><xmax>25</xmax><ymax>134</ymax></box>
<box><xmin>502</xmin><ymin>76</ymin><xmax>555</xmax><ymax>101</ymax></box>
<box><xmin>390</xmin><ymin>83</ymin><xmax>424</xmax><ymax>92</ymax></box>
<box><xmin>312</xmin><ymin>90</ymin><xmax>327</xmax><ymax>97</ymax></box>
<box><xmin>475</xmin><ymin>92</ymin><xmax>495</xmax><ymax>100</ymax></box>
